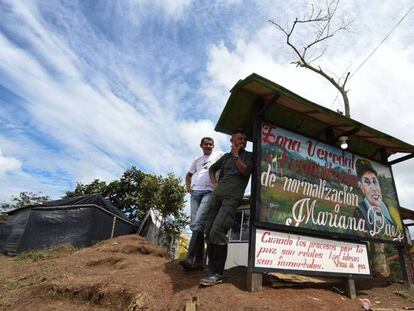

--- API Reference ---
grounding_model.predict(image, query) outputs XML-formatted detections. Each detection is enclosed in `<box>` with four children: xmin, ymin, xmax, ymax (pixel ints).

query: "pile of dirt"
<box><xmin>1</xmin><ymin>235</ymin><xmax>414</xmax><ymax>310</ymax></box>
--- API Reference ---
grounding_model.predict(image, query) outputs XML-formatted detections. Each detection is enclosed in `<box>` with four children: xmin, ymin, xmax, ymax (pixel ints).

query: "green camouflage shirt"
<box><xmin>209</xmin><ymin>151</ymin><xmax>253</xmax><ymax>199</ymax></box>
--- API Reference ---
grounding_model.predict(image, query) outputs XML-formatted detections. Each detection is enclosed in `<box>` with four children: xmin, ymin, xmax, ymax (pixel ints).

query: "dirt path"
<box><xmin>0</xmin><ymin>235</ymin><xmax>413</xmax><ymax>310</ymax></box>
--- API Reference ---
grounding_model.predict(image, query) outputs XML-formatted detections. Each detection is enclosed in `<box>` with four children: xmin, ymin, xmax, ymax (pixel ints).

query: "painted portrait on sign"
<box><xmin>259</xmin><ymin>122</ymin><xmax>404</xmax><ymax>243</ymax></box>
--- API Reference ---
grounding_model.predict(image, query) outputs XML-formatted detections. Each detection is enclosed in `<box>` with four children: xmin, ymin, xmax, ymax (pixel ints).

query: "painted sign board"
<box><xmin>259</xmin><ymin>122</ymin><xmax>404</xmax><ymax>243</ymax></box>
<box><xmin>254</xmin><ymin>229</ymin><xmax>371</xmax><ymax>276</ymax></box>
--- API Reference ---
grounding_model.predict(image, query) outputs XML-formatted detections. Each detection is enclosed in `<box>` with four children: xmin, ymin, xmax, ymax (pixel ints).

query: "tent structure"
<box><xmin>0</xmin><ymin>194</ymin><xmax>137</xmax><ymax>255</ymax></box>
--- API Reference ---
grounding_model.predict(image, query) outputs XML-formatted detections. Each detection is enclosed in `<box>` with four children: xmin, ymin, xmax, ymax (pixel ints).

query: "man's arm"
<box><xmin>231</xmin><ymin>145</ymin><xmax>251</xmax><ymax>176</ymax></box>
<box><xmin>185</xmin><ymin>172</ymin><xmax>193</xmax><ymax>193</ymax></box>
<box><xmin>208</xmin><ymin>155</ymin><xmax>226</xmax><ymax>188</ymax></box>
<box><xmin>209</xmin><ymin>171</ymin><xmax>218</xmax><ymax>188</ymax></box>
<box><xmin>233</xmin><ymin>155</ymin><xmax>248</xmax><ymax>175</ymax></box>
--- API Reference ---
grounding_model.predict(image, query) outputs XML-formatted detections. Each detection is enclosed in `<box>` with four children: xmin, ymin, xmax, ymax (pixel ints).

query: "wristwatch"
<box><xmin>233</xmin><ymin>154</ymin><xmax>239</xmax><ymax>160</ymax></box>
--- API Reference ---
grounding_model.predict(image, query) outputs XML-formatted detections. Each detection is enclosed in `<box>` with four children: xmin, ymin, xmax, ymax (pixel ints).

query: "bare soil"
<box><xmin>1</xmin><ymin>235</ymin><xmax>414</xmax><ymax>311</ymax></box>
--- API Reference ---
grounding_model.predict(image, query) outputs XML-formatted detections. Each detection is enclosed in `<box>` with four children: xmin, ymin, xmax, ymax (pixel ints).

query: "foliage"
<box><xmin>0</xmin><ymin>192</ymin><xmax>50</xmax><ymax>211</ymax></box>
<box><xmin>394</xmin><ymin>289</ymin><xmax>414</xmax><ymax>302</ymax></box>
<box><xmin>13</xmin><ymin>251</ymin><xmax>45</xmax><ymax>262</ymax></box>
<box><xmin>0</xmin><ymin>212</ymin><xmax>7</xmax><ymax>222</ymax></box>
<box><xmin>155</xmin><ymin>173</ymin><xmax>188</xmax><ymax>250</ymax></box>
<box><xmin>65</xmin><ymin>166</ymin><xmax>188</xmax><ymax>248</ymax></box>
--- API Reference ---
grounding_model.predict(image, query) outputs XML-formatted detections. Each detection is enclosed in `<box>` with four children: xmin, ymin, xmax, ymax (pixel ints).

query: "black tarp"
<box><xmin>1</xmin><ymin>194</ymin><xmax>137</xmax><ymax>255</ymax></box>
<box><xmin>0</xmin><ymin>222</ymin><xmax>11</xmax><ymax>253</ymax></box>
<box><xmin>39</xmin><ymin>195</ymin><xmax>128</xmax><ymax>220</ymax></box>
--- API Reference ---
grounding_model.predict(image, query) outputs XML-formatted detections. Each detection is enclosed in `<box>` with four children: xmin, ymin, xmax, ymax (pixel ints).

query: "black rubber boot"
<box><xmin>200</xmin><ymin>244</ymin><xmax>227</xmax><ymax>286</ymax></box>
<box><xmin>180</xmin><ymin>231</ymin><xmax>205</xmax><ymax>271</ymax></box>
<box><xmin>206</xmin><ymin>243</ymin><xmax>215</xmax><ymax>276</ymax></box>
<box><xmin>213</xmin><ymin>244</ymin><xmax>228</xmax><ymax>276</ymax></box>
<box><xmin>194</xmin><ymin>233</ymin><xmax>205</xmax><ymax>266</ymax></box>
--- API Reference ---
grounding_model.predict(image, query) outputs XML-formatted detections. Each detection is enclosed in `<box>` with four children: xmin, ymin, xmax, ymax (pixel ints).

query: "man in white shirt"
<box><xmin>180</xmin><ymin>137</ymin><xmax>224</xmax><ymax>270</ymax></box>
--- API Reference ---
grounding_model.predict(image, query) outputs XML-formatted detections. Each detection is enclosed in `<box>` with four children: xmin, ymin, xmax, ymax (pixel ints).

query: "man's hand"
<box><xmin>231</xmin><ymin>142</ymin><xmax>242</xmax><ymax>156</ymax></box>
<box><xmin>230</xmin><ymin>141</ymin><xmax>248</xmax><ymax>175</ymax></box>
<box><xmin>185</xmin><ymin>172</ymin><xmax>193</xmax><ymax>193</ymax></box>
<box><xmin>209</xmin><ymin>171</ymin><xmax>218</xmax><ymax>188</ymax></box>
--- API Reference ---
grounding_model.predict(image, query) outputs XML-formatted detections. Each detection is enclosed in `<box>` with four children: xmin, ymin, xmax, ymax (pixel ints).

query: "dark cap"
<box><xmin>356</xmin><ymin>159</ymin><xmax>377</xmax><ymax>179</ymax></box>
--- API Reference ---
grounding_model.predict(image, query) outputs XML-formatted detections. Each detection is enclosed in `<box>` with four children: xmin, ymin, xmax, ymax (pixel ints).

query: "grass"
<box><xmin>13</xmin><ymin>251</ymin><xmax>45</xmax><ymax>262</ymax></box>
<box><xmin>46</xmin><ymin>244</ymin><xmax>78</xmax><ymax>257</ymax></box>
<box><xmin>12</xmin><ymin>244</ymin><xmax>78</xmax><ymax>263</ymax></box>
<box><xmin>2</xmin><ymin>278</ymin><xmax>21</xmax><ymax>291</ymax></box>
<box><xmin>393</xmin><ymin>289</ymin><xmax>414</xmax><ymax>302</ymax></box>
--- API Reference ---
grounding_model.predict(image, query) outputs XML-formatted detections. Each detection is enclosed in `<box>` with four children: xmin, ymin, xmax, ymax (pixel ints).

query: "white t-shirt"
<box><xmin>188</xmin><ymin>151</ymin><xmax>224</xmax><ymax>191</ymax></box>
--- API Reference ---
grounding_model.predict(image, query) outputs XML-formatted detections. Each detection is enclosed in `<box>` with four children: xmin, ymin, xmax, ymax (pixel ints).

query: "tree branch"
<box><xmin>269</xmin><ymin>0</ymin><xmax>352</xmax><ymax>117</ymax></box>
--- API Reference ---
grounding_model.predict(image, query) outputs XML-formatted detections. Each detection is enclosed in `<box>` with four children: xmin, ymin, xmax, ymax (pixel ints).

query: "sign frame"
<box><xmin>248</xmin><ymin>116</ymin><xmax>406</xmax><ymax>279</ymax></box>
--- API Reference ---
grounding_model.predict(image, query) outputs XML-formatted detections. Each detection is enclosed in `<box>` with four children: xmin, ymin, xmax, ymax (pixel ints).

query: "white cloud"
<box><xmin>122</xmin><ymin>0</ymin><xmax>192</xmax><ymax>20</ymax></box>
<box><xmin>0</xmin><ymin>149</ymin><xmax>21</xmax><ymax>176</ymax></box>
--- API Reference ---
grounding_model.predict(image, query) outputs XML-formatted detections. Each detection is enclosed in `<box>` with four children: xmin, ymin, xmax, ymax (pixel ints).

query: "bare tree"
<box><xmin>269</xmin><ymin>0</ymin><xmax>352</xmax><ymax>117</ymax></box>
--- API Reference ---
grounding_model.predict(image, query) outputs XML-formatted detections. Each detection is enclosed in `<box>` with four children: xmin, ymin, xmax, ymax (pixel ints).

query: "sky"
<box><xmin>0</xmin><ymin>0</ymin><xmax>414</xmax><ymax>212</ymax></box>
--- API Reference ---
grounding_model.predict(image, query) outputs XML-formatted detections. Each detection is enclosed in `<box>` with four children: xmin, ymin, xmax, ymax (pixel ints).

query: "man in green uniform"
<box><xmin>200</xmin><ymin>129</ymin><xmax>253</xmax><ymax>286</ymax></box>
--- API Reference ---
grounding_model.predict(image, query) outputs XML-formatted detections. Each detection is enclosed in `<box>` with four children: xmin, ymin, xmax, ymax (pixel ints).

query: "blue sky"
<box><xmin>1</xmin><ymin>0</ymin><xmax>414</xmax><ymax>211</ymax></box>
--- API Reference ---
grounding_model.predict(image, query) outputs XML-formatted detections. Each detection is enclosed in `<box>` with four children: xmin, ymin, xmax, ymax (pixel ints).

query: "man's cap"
<box><xmin>356</xmin><ymin>159</ymin><xmax>377</xmax><ymax>179</ymax></box>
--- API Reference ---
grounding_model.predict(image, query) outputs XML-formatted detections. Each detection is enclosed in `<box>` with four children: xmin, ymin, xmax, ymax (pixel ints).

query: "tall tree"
<box><xmin>155</xmin><ymin>173</ymin><xmax>187</xmax><ymax>247</ymax></box>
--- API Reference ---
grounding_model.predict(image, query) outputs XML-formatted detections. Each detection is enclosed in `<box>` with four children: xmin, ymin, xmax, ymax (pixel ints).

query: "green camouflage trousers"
<box><xmin>204</xmin><ymin>194</ymin><xmax>241</xmax><ymax>245</ymax></box>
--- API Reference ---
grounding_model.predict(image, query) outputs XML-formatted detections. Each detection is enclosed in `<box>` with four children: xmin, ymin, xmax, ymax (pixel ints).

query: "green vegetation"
<box><xmin>12</xmin><ymin>244</ymin><xmax>78</xmax><ymax>262</ymax></box>
<box><xmin>394</xmin><ymin>289</ymin><xmax>414</xmax><ymax>302</ymax></box>
<box><xmin>0</xmin><ymin>192</ymin><xmax>49</xmax><ymax>211</ymax></box>
<box><xmin>0</xmin><ymin>212</ymin><xmax>7</xmax><ymax>222</ymax></box>
<box><xmin>13</xmin><ymin>251</ymin><xmax>45</xmax><ymax>262</ymax></box>
<box><xmin>47</xmin><ymin>244</ymin><xmax>78</xmax><ymax>256</ymax></box>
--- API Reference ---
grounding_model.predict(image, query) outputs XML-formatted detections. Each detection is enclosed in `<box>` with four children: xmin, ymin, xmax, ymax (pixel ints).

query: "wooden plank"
<box><xmin>184</xmin><ymin>297</ymin><xmax>198</xmax><ymax>311</ymax></box>
<box><xmin>268</xmin><ymin>272</ymin><xmax>342</xmax><ymax>284</ymax></box>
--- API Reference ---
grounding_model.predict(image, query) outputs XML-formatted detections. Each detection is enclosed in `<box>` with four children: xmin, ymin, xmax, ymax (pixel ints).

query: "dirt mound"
<box><xmin>1</xmin><ymin>235</ymin><xmax>414</xmax><ymax>310</ymax></box>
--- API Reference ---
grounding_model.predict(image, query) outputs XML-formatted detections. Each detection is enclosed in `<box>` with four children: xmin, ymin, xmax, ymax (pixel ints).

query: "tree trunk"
<box><xmin>372</xmin><ymin>243</ymin><xmax>390</xmax><ymax>277</ymax></box>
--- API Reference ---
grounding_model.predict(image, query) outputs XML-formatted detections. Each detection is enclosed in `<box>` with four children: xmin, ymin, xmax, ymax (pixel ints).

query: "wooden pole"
<box><xmin>344</xmin><ymin>277</ymin><xmax>356</xmax><ymax>300</ymax></box>
<box><xmin>247</xmin><ymin>271</ymin><xmax>262</xmax><ymax>292</ymax></box>
<box><xmin>398</xmin><ymin>245</ymin><xmax>414</xmax><ymax>291</ymax></box>
<box><xmin>110</xmin><ymin>216</ymin><xmax>116</xmax><ymax>238</ymax></box>
<box><xmin>246</xmin><ymin>103</ymin><xmax>264</xmax><ymax>292</ymax></box>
